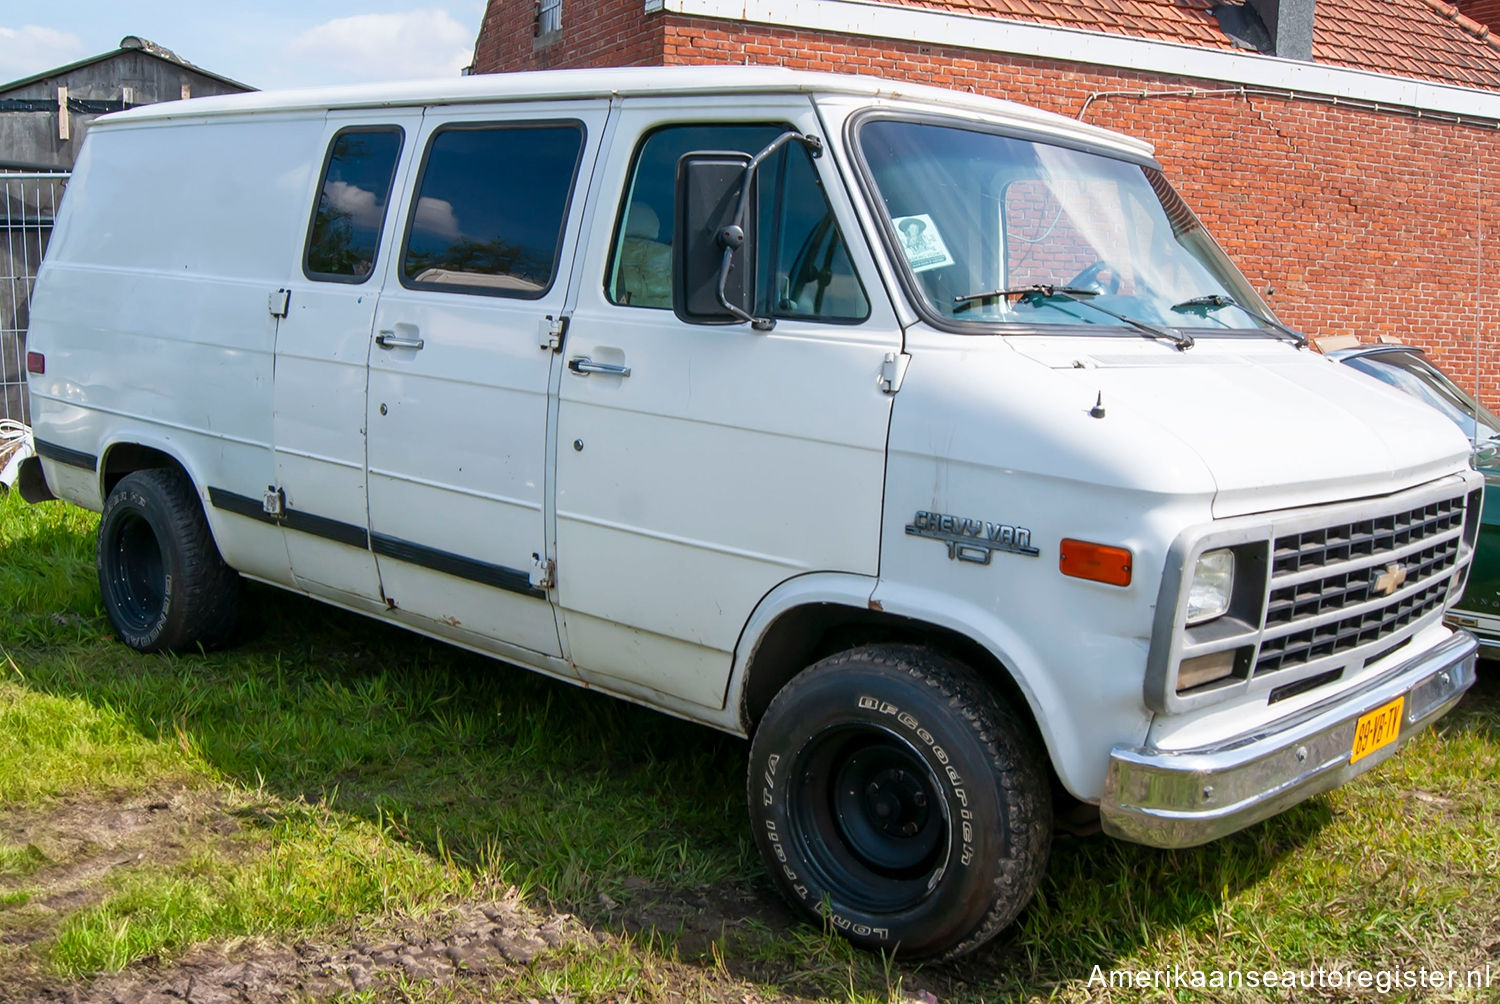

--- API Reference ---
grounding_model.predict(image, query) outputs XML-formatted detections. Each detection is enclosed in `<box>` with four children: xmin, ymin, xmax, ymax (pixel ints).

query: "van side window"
<box><xmin>304</xmin><ymin>128</ymin><xmax>404</xmax><ymax>282</ymax></box>
<box><xmin>400</xmin><ymin>122</ymin><xmax>584</xmax><ymax>298</ymax></box>
<box><xmin>607</xmin><ymin>124</ymin><xmax>869</xmax><ymax>323</ymax></box>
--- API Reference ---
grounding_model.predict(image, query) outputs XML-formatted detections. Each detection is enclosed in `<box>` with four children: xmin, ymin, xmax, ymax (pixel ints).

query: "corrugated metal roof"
<box><xmin>0</xmin><ymin>36</ymin><xmax>254</xmax><ymax>96</ymax></box>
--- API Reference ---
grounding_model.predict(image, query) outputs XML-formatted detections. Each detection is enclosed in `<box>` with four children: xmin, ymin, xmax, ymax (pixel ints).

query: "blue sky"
<box><xmin>0</xmin><ymin>2</ymin><xmax>489</xmax><ymax>91</ymax></box>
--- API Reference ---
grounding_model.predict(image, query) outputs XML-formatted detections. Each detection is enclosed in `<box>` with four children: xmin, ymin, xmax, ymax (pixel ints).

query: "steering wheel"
<box><xmin>1068</xmin><ymin>260</ymin><xmax>1123</xmax><ymax>296</ymax></box>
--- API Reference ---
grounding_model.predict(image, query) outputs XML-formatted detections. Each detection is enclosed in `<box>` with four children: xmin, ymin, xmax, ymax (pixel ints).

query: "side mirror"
<box><xmin>673</xmin><ymin>151</ymin><xmax>757</xmax><ymax>326</ymax></box>
<box><xmin>1473</xmin><ymin>442</ymin><xmax>1499</xmax><ymax>471</ymax></box>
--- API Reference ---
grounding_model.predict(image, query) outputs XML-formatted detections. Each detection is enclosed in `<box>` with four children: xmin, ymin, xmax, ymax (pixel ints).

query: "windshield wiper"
<box><xmin>953</xmin><ymin>283</ymin><xmax>1101</xmax><ymax>308</ymax></box>
<box><xmin>955</xmin><ymin>284</ymin><xmax>1193</xmax><ymax>350</ymax></box>
<box><xmin>1171</xmin><ymin>294</ymin><xmax>1308</xmax><ymax>348</ymax></box>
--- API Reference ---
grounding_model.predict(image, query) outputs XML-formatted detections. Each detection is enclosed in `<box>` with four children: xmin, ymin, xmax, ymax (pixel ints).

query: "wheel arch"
<box><xmin>731</xmin><ymin>576</ymin><xmax>1047</xmax><ymax>766</ymax></box>
<box><xmin>98</xmin><ymin>437</ymin><xmax>198</xmax><ymax>500</ymax></box>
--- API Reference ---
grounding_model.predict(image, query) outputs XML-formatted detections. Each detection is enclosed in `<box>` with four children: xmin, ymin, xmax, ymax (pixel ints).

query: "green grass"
<box><xmin>48</xmin><ymin>805</ymin><xmax>472</xmax><ymax>975</ymax></box>
<box><xmin>2</xmin><ymin>487</ymin><xmax>1499</xmax><ymax>1001</ymax></box>
<box><xmin>0</xmin><ymin>842</ymin><xmax>49</xmax><ymax>879</ymax></box>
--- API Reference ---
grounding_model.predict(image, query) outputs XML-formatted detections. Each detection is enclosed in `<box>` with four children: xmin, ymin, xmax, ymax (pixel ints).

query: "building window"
<box><xmin>537</xmin><ymin>0</ymin><xmax>561</xmax><ymax>36</ymax></box>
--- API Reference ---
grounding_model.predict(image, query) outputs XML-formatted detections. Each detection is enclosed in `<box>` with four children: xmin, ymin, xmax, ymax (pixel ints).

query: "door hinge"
<box><xmin>268</xmin><ymin>288</ymin><xmax>290</xmax><ymax>318</ymax></box>
<box><xmin>529</xmin><ymin>553</ymin><xmax>556</xmax><ymax>590</ymax></box>
<box><xmin>262</xmin><ymin>485</ymin><xmax>286</xmax><ymax>517</ymax></box>
<box><xmin>879</xmin><ymin>351</ymin><xmax>911</xmax><ymax>395</ymax></box>
<box><xmin>539</xmin><ymin>314</ymin><xmax>568</xmax><ymax>352</ymax></box>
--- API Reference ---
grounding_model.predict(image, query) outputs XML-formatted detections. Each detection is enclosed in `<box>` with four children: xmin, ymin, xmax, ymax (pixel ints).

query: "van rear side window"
<box><xmin>400</xmin><ymin>121</ymin><xmax>584</xmax><ymax>298</ymax></box>
<box><xmin>304</xmin><ymin>128</ymin><xmax>404</xmax><ymax>282</ymax></box>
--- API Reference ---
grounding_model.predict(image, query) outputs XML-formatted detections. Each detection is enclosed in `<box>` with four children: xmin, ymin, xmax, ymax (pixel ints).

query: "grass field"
<box><xmin>1</xmin><ymin>487</ymin><xmax>1497</xmax><ymax>1002</ymax></box>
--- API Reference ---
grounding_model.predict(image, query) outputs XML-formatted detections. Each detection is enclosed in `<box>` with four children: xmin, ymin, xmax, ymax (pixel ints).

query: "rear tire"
<box><xmin>748</xmin><ymin>644</ymin><xmax>1050</xmax><ymax>960</ymax></box>
<box><xmin>97</xmin><ymin>468</ymin><xmax>241</xmax><ymax>652</ymax></box>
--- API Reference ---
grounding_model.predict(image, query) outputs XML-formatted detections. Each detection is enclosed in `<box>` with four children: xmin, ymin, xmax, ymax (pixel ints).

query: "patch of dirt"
<box><xmin>0</xmin><ymin>792</ymin><xmax>908</xmax><ymax>1003</ymax></box>
<box><xmin>0</xmin><ymin>786</ymin><xmax>246</xmax><ymax>954</ymax></box>
<box><xmin>594</xmin><ymin>877</ymin><xmax>797</xmax><ymax>960</ymax></box>
<box><xmin>20</xmin><ymin>896</ymin><xmax>584</xmax><ymax>1003</ymax></box>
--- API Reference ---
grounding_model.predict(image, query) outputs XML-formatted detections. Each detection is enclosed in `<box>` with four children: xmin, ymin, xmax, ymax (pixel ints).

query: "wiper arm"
<box><xmin>953</xmin><ymin>283</ymin><xmax>1101</xmax><ymax>307</ymax></box>
<box><xmin>1171</xmin><ymin>294</ymin><xmax>1308</xmax><ymax>348</ymax></box>
<box><xmin>956</xmin><ymin>284</ymin><xmax>1194</xmax><ymax>351</ymax></box>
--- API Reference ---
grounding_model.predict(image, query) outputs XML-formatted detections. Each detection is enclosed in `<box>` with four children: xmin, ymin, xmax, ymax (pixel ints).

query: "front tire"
<box><xmin>748</xmin><ymin>644</ymin><xmax>1050</xmax><ymax>960</ymax></box>
<box><xmin>97</xmin><ymin>468</ymin><xmax>241</xmax><ymax>652</ymax></box>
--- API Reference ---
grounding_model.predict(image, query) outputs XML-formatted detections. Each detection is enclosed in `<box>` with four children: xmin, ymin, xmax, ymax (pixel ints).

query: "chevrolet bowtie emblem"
<box><xmin>1374</xmin><ymin>563</ymin><xmax>1408</xmax><ymax>597</ymax></box>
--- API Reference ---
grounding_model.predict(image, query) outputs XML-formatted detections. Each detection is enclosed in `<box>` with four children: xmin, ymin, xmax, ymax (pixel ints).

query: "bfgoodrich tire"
<box><xmin>748</xmin><ymin>644</ymin><xmax>1051</xmax><ymax>960</ymax></box>
<box><xmin>97</xmin><ymin>468</ymin><xmax>241</xmax><ymax>653</ymax></box>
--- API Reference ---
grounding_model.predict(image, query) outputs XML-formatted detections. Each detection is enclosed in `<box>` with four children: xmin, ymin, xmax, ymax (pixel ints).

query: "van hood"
<box><xmin>1006</xmin><ymin>336</ymin><xmax>1472</xmax><ymax>517</ymax></box>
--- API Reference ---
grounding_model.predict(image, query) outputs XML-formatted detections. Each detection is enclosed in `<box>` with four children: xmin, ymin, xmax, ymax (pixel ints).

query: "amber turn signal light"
<box><xmin>1059</xmin><ymin>538</ymin><xmax>1132</xmax><ymax>587</ymax></box>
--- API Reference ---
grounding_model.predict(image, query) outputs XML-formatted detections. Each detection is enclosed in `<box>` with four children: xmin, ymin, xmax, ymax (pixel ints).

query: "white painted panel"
<box><xmin>554</xmin><ymin>95</ymin><xmax>901</xmax><ymax>709</ymax></box>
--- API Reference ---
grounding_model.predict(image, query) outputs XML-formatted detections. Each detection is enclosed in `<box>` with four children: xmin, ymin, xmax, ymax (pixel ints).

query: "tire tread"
<box><xmin>98</xmin><ymin>468</ymin><xmax>241</xmax><ymax>652</ymax></box>
<box><xmin>750</xmin><ymin>643</ymin><xmax>1051</xmax><ymax>961</ymax></box>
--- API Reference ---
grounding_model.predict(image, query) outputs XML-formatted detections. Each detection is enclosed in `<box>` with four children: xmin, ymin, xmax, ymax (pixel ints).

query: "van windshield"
<box><xmin>856</xmin><ymin>117</ymin><xmax>1272</xmax><ymax>334</ymax></box>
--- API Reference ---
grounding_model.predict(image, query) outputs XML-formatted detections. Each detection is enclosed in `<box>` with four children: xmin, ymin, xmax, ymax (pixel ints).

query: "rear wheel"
<box><xmin>97</xmin><ymin>468</ymin><xmax>241</xmax><ymax>652</ymax></box>
<box><xmin>748</xmin><ymin>644</ymin><xmax>1050</xmax><ymax>960</ymax></box>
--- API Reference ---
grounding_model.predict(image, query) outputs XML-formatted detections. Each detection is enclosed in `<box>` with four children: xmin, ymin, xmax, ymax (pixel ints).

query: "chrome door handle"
<box><xmin>375</xmin><ymin>331</ymin><xmax>425</xmax><ymax>350</ymax></box>
<box><xmin>567</xmin><ymin>356</ymin><xmax>630</xmax><ymax>377</ymax></box>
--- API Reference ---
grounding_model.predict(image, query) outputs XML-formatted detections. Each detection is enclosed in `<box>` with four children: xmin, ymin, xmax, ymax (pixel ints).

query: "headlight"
<box><xmin>1186</xmin><ymin>548</ymin><xmax>1234</xmax><ymax>624</ymax></box>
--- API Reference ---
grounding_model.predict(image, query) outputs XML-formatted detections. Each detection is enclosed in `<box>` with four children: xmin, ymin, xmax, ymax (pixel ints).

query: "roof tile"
<box><xmin>876</xmin><ymin>0</ymin><xmax>1500</xmax><ymax>89</ymax></box>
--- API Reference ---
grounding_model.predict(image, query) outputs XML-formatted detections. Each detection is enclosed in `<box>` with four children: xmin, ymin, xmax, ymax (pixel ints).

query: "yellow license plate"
<box><xmin>1350</xmin><ymin>696</ymin><xmax>1405</xmax><ymax>763</ymax></box>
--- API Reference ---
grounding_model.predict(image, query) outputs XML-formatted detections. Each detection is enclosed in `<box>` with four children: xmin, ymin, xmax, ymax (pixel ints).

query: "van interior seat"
<box><xmin>616</xmin><ymin>203</ymin><xmax>673</xmax><ymax>308</ymax></box>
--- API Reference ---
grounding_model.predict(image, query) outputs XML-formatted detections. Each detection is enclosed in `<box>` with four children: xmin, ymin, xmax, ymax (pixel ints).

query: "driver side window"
<box><xmin>607</xmin><ymin>123</ymin><xmax>869</xmax><ymax>323</ymax></box>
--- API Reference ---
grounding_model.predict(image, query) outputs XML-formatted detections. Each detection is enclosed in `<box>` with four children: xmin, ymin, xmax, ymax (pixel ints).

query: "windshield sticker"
<box><xmin>893</xmin><ymin>214</ymin><xmax>955</xmax><ymax>273</ymax></box>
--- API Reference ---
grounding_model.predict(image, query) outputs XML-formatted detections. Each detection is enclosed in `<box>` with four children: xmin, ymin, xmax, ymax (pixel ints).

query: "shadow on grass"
<box><xmin>0</xmin><ymin>505</ymin><xmax>1342</xmax><ymax>1000</ymax></box>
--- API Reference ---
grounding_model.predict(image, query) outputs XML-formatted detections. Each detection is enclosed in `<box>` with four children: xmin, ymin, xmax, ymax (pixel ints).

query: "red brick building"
<box><xmin>472</xmin><ymin>0</ymin><xmax>1500</xmax><ymax>403</ymax></box>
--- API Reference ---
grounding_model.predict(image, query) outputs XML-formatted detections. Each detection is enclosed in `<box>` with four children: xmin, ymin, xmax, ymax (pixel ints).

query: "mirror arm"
<box><xmin>715</xmin><ymin>131</ymin><xmax>824</xmax><ymax>332</ymax></box>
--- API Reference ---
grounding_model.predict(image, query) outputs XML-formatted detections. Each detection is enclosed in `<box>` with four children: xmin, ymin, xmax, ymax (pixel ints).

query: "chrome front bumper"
<box><xmin>1101</xmin><ymin>632</ymin><xmax>1478</xmax><ymax>848</ymax></box>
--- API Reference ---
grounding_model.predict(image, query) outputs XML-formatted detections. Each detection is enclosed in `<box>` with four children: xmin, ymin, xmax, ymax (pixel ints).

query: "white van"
<box><xmin>19</xmin><ymin>67</ymin><xmax>1482</xmax><ymax>959</ymax></box>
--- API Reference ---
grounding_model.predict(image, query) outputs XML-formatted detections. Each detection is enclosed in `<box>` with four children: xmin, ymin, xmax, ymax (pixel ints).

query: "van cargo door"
<box><xmin>273</xmin><ymin>111</ymin><xmax>422</xmax><ymax>610</ymax></box>
<box><xmin>363</xmin><ymin>102</ymin><xmax>609</xmax><ymax>660</ymax></box>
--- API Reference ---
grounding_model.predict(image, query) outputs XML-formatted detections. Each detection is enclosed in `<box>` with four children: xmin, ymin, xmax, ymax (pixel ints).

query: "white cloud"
<box><xmin>324</xmin><ymin>180</ymin><xmax>384</xmax><ymax>229</ymax></box>
<box><xmin>0</xmin><ymin>26</ymin><xmax>88</xmax><ymax>84</ymax></box>
<box><xmin>414</xmin><ymin>196</ymin><xmax>461</xmax><ymax>239</ymax></box>
<box><xmin>284</xmin><ymin>9</ymin><xmax>473</xmax><ymax>83</ymax></box>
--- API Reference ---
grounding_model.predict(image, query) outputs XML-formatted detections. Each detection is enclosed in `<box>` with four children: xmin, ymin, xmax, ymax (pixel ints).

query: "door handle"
<box><xmin>375</xmin><ymin>331</ymin><xmax>425</xmax><ymax>350</ymax></box>
<box><xmin>567</xmin><ymin>356</ymin><xmax>630</xmax><ymax>377</ymax></box>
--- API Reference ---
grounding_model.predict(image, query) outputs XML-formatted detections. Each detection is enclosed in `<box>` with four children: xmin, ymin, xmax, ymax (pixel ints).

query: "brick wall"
<box><xmin>474</xmin><ymin>9</ymin><xmax>1500</xmax><ymax>406</ymax></box>
<box><xmin>472</xmin><ymin>0</ymin><xmax>664</xmax><ymax>71</ymax></box>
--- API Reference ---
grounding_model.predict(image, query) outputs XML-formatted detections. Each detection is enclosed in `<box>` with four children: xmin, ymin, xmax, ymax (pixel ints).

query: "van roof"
<box><xmin>100</xmin><ymin>65</ymin><xmax>1153</xmax><ymax>160</ymax></box>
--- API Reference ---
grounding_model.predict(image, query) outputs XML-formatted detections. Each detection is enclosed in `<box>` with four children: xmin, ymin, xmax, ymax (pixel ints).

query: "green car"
<box><xmin>1331</xmin><ymin>345</ymin><xmax>1500</xmax><ymax>654</ymax></box>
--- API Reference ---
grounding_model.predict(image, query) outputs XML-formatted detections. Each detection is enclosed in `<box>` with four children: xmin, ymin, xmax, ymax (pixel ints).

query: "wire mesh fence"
<box><xmin>2</xmin><ymin>171</ymin><xmax>67</xmax><ymax>426</ymax></box>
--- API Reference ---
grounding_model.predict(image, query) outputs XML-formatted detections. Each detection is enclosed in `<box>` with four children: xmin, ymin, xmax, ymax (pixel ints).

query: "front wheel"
<box><xmin>748</xmin><ymin>644</ymin><xmax>1051</xmax><ymax>960</ymax></box>
<box><xmin>97</xmin><ymin>468</ymin><xmax>241</xmax><ymax>653</ymax></box>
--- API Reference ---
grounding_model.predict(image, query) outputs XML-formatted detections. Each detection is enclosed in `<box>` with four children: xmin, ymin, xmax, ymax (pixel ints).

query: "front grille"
<box><xmin>1254</xmin><ymin>493</ymin><xmax>1466</xmax><ymax>677</ymax></box>
<box><xmin>1264</xmin><ymin>537</ymin><xmax>1459</xmax><ymax>627</ymax></box>
<box><xmin>1270</xmin><ymin>497</ymin><xmax>1465</xmax><ymax>576</ymax></box>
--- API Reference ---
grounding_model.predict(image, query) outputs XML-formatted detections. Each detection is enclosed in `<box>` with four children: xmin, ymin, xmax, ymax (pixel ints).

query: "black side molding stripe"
<box><xmin>371</xmin><ymin>532</ymin><xmax>546</xmax><ymax>600</ymax></box>
<box><xmin>283</xmin><ymin>508</ymin><xmax>370</xmax><ymax>549</ymax></box>
<box><xmin>207</xmin><ymin>487</ymin><xmax>544</xmax><ymax>600</ymax></box>
<box><xmin>34</xmin><ymin>439</ymin><xmax>98</xmax><ymax>471</ymax></box>
<box><xmin>207</xmin><ymin>487</ymin><xmax>370</xmax><ymax>549</ymax></box>
<box><xmin>207</xmin><ymin>487</ymin><xmax>269</xmax><ymax>522</ymax></box>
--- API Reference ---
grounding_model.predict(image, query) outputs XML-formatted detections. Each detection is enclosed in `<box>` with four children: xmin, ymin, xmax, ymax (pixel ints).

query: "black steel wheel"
<box><xmin>748</xmin><ymin>644</ymin><xmax>1050</xmax><ymax>960</ymax></box>
<box><xmin>97</xmin><ymin>468</ymin><xmax>241</xmax><ymax>653</ymax></box>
